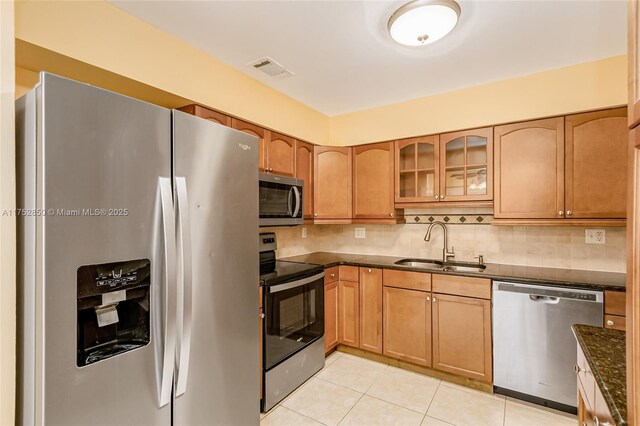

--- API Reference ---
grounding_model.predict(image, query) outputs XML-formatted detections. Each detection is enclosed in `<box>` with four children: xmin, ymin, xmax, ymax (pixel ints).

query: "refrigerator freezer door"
<box><xmin>173</xmin><ymin>111</ymin><xmax>260</xmax><ymax>425</ymax></box>
<box><xmin>17</xmin><ymin>73</ymin><xmax>173</xmax><ymax>425</ymax></box>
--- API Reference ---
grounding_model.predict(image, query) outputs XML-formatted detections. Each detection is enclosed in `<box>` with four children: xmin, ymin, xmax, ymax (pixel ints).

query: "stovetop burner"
<box><xmin>259</xmin><ymin>232</ymin><xmax>323</xmax><ymax>285</ymax></box>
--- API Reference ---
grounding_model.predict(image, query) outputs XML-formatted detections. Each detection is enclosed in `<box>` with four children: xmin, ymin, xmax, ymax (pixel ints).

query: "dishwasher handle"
<box><xmin>494</xmin><ymin>281</ymin><xmax>603</xmax><ymax>303</ymax></box>
<box><xmin>529</xmin><ymin>295</ymin><xmax>560</xmax><ymax>304</ymax></box>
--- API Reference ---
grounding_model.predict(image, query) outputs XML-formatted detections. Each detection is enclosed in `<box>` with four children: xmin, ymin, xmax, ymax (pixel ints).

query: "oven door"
<box><xmin>264</xmin><ymin>271</ymin><xmax>324</xmax><ymax>370</ymax></box>
<box><xmin>259</xmin><ymin>173</ymin><xmax>304</xmax><ymax>227</ymax></box>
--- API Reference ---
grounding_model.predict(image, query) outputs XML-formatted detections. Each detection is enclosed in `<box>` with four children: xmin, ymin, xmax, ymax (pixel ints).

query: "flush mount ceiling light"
<box><xmin>388</xmin><ymin>0</ymin><xmax>461</xmax><ymax>47</ymax></box>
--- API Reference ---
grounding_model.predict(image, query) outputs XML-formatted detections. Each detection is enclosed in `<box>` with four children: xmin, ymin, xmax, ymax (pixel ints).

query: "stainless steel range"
<box><xmin>259</xmin><ymin>233</ymin><xmax>325</xmax><ymax>412</ymax></box>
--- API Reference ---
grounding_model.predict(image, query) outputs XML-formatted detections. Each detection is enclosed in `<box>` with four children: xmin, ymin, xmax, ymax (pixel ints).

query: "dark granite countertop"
<box><xmin>279</xmin><ymin>252</ymin><xmax>626</xmax><ymax>291</ymax></box>
<box><xmin>573</xmin><ymin>325</ymin><xmax>627</xmax><ymax>425</ymax></box>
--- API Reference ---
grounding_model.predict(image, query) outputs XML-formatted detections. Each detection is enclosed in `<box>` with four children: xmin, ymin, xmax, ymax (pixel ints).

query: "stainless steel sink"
<box><xmin>442</xmin><ymin>263</ymin><xmax>487</xmax><ymax>273</ymax></box>
<box><xmin>394</xmin><ymin>258</ymin><xmax>486</xmax><ymax>273</ymax></box>
<box><xmin>394</xmin><ymin>258</ymin><xmax>444</xmax><ymax>269</ymax></box>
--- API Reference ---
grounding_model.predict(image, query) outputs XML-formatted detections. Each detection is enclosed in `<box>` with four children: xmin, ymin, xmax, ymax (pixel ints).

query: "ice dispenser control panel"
<box><xmin>76</xmin><ymin>259</ymin><xmax>151</xmax><ymax>367</ymax></box>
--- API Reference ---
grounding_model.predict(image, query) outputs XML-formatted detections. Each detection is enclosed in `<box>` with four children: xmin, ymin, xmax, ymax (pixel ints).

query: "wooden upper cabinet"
<box><xmin>267</xmin><ymin>132</ymin><xmax>296</xmax><ymax>176</ymax></box>
<box><xmin>383</xmin><ymin>286</ymin><xmax>432</xmax><ymax>367</ymax></box>
<box><xmin>295</xmin><ymin>140</ymin><xmax>314</xmax><ymax>219</ymax></box>
<box><xmin>432</xmin><ymin>293</ymin><xmax>492</xmax><ymax>383</ymax></box>
<box><xmin>353</xmin><ymin>142</ymin><xmax>395</xmax><ymax>219</ymax></box>
<box><xmin>630</xmin><ymin>0</ymin><xmax>640</xmax><ymax>128</ymax></box>
<box><xmin>314</xmin><ymin>146</ymin><xmax>352</xmax><ymax>220</ymax></box>
<box><xmin>440</xmin><ymin>127</ymin><xmax>493</xmax><ymax>202</ymax></box>
<box><xmin>395</xmin><ymin>136</ymin><xmax>440</xmax><ymax>203</ymax></box>
<box><xmin>231</xmin><ymin>118</ymin><xmax>268</xmax><ymax>171</ymax></box>
<box><xmin>338</xmin><ymin>279</ymin><xmax>359</xmax><ymax>348</ymax></box>
<box><xmin>565</xmin><ymin>108</ymin><xmax>628</xmax><ymax>219</ymax></box>
<box><xmin>359</xmin><ymin>268</ymin><xmax>383</xmax><ymax>354</ymax></box>
<box><xmin>494</xmin><ymin>118</ymin><xmax>565</xmax><ymax>219</ymax></box>
<box><xmin>178</xmin><ymin>104</ymin><xmax>231</xmax><ymax>127</ymax></box>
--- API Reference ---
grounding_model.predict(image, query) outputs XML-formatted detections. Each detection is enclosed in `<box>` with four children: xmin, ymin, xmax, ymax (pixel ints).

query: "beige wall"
<box><xmin>268</xmin><ymin>223</ymin><xmax>626</xmax><ymax>273</ymax></box>
<box><xmin>1</xmin><ymin>0</ymin><xmax>16</xmax><ymax>424</ymax></box>
<box><xmin>330</xmin><ymin>55</ymin><xmax>627</xmax><ymax>146</ymax></box>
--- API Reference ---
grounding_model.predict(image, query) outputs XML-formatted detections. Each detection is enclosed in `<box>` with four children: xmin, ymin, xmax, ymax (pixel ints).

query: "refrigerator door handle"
<box><xmin>156</xmin><ymin>177</ymin><xmax>177</xmax><ymax>407</ymax></box>
<box><xmin>175</xmin><ymin>177</ymin><xmax>193</xmax><ymax>397</ymax></box>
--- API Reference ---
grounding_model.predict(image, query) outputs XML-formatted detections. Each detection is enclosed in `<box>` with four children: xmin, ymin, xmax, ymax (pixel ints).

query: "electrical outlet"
<box><xmin>301</xmin><ymin>228</ymin><xmax>307</xmax><ymax>238</ymax></box>
<box><xmin>585</xmin><ymin>229</ymin><xmax>606</xmax><ymax>245</ymax></box>
<box><xmin>355</xmin><ymin>228</ymin><xmax>366</xmax><ymax>239</ymax></box>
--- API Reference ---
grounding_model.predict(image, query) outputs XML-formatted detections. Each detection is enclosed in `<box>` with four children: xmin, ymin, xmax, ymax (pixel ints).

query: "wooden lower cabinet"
<box><xmin>383</xmin><ymin>286</ymin><xmax>432</xmax><ymax>366</ymax></box>
<box><xmin>359</xmin><ymin>268</ymin><xmax>383</xmax><ymax>353</ymax></box>
<box><xmin>432</xmin><ymin>293</ymin><xmax>492</xmax><ymax>382</ymax></box>
<box><xmin>338</xmin><ymin>280</ymin><xmax>360</xmax><ymax>347</ymax></box>
<box><xmin>324</xmin><ymin>281</ymin><xmax>339</xmax><ymax>352</ymax></box>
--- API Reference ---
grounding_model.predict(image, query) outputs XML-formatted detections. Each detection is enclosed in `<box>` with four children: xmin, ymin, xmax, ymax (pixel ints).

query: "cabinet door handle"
<box><xmin>559</xmin><ymin>211</ymin><xmax>565</xmax><ymax>216</ymax></box>
<box><xmin>567</xmin><ymin>210</ymin><xmax>573</xmax><ymax>216</ymax></box>
<box><xmin>432</xmin><ymin>297</ymin><xmax>437</xmax><ymax>302</ymax></box>
<box><xmin>434</xmin><ymin>195</ymin><xmax>439</xmax><ymax>200</ymax></box>
<box><xmin>607</xmin><ymin>320</ymin><xmax>614</xmax><ymax>326</ymax></box>
<box><xmin>440</xmin><ymin>195</ymin><xmax>445</xmax><ymax>200</ymax></box>
<box><xmin>260</xmin><ymin>313</ymin><xmax>265</xmax><ymax>319</ymax></box>
<box><xmin>389</xmin><ymin>213</ymin><xmax>394</xmax><ymax>217</ymax></box>
<box><xmin>330</xmin><ymin>273</ymin><xmax>335</xmax><ymax>278</ymax></box>
<box><xmin>367</xmin><ymin>268</ymin><xmax>372</xmax><ymax>273</ymax></box>
<box><xmin>426</xmin><ymin>296</ymin><xmax>430</xmax><ymax>301</ymax></box>
<box><xmin>314</xmin><ymin>213</ymin><xmax>318</xmax><ymax>217</ymax></box>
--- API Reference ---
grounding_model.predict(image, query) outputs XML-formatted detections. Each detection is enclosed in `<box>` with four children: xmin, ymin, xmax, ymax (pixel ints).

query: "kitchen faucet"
<box><xmin>424</xmin><ymin>221</ymin><xmax>455</xmax><ymax>263</ymax></box>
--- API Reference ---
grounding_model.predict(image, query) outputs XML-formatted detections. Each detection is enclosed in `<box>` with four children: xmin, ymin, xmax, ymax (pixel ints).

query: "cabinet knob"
<box><xmin>330</xmin><ymin>273</ymin><xmax>335</xmax><ymax>278</ymax></box>
<box><xmin>260</xmin><ymin>313</ymin><xmax>265</xmax><ymax>319</ymax></box>
<box><xmin>574</xmin><ymin>364</ymin><xmax>586</xmax><ymax>374</ymax></box>
<box><xmin>426</xmin><ymin>296</ymin><xmax>431</xmax><ymax>301</ymax></box>
<box><xmin>440</xmin><ymin>195</ymin><xmax>444</xmax><ymax>200</ymax></box>
<box><xmin>389</xmin><ymin>213</ymin><xmax>394</xmax><ymax>217</ymax></box>
<box><xmin>607</xmin><ymin>320</ymin><xmax>614</xmax><ymax>326</ymax></box>
<box><xmin>559</xmin><ymin>211</ymin><xmax>565</xmax><ymax>216</ymax></box>
<box><xmin>314</xmin><ymin>213</ymin><xmax>318</xmax><ymax>217</ymax></box>
<box><xmin>434</xmin><ymin>195</ymin><xmax>439</xmax><ymax>200</ymax></box>
<box><xmin>567</xmin><ymin>210</ymin><xmax>573</xmax><ymax>216</ymax></box>
<box><xmin>367</xmin><ymin>268</ymin><xmax>372</xmax><ymax>273</ymax></box>
<box><xmin>432</xmin><ymin>297</ymin><xmax>437</xmax><ymax>302</ymax></box>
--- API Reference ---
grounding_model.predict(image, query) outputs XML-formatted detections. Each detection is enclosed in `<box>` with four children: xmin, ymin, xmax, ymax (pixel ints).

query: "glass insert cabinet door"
<box><xmin>395</xmin><ymin>135</ymin><xmax>440</xmax><ymax>202</ymax></box>
<box><xmin>439</xmin><ymin>127</ymin><xmax>493</xmax><ymax>201</ymax></box>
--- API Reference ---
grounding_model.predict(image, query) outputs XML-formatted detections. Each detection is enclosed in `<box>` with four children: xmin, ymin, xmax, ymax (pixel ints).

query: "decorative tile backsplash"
<box><xmin>265</xmin><ymin>223</ymin><xmax>626</xmax><ymax>273</ymax></box>
<box><xmin>408</xmin><ymin>214</ymin><xmax>492</xmax><ymax>225</ymax></box>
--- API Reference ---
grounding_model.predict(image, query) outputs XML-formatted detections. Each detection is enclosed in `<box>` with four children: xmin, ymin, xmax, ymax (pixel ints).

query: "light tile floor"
<box><xmin>260</xmin><ymin>351</ymin><xmax>577</xmax><ymax>426</ymax></box>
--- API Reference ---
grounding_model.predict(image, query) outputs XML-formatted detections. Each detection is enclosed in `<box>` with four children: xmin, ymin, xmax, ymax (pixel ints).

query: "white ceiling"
<box><xmin>111</xmin><ymin>0</ymin><xmax>627</xmax><ymax>116</ymax></box>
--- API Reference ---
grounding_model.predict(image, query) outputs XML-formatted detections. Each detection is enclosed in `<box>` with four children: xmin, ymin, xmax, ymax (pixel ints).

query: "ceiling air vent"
<box><xmin>249</xmin><ymin>57</ymin><xmax>294</xmax><ymax>79</ymax></box>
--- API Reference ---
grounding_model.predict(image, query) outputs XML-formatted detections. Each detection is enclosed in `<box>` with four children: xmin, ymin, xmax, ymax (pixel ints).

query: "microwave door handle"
<box><xmin>292</xmin><ymin>186</ymin><xmax>301</xmax><ymax>218</ymax></box>
<box><xmin>287</xmin><ymin>187</ymin><xmax>293</xmax><ymax>216</ymax></box>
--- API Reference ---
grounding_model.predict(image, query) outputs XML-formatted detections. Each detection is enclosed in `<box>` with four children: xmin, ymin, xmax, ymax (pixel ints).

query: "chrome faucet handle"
<box><xmin>475</xmin><ymin>255</ymin><xmax>484</xmax><ymax>265</ymax></box>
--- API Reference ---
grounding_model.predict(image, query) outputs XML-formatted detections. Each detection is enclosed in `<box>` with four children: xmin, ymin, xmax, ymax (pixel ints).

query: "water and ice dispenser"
<box><xmin>76</xmin><ymin>259</ymin><xmax>151</xmax><ymax>367</ymax></box>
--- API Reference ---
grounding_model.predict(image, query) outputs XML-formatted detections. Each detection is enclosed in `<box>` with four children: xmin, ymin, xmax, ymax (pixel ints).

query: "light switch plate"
<box><xmin>355</xmin><ymin>228</ymin><xmax>366</xmax><ymax>239</ymax></box>
<box><xmin>585</xmin><ymin>229</ymin><xmax>606</xmax><ymax>245</ymax></box>
<box><xmin>301</xmin><ymin>228</ymin><xmax>307</xmax><ymax>238</ymax></box>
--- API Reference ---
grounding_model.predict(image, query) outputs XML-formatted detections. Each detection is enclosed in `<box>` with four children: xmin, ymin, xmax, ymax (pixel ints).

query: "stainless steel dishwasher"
<box><xmin>492</xmin><ymin>281</ymin><xmax>603</xmax><ymax>413</ymax></box>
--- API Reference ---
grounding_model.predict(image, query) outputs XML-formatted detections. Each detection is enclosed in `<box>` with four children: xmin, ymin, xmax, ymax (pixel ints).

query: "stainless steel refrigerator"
<box><xmin>16</xmin><ymin>73</ymin><xmax>259</xmax><ymax>425</ymax></box>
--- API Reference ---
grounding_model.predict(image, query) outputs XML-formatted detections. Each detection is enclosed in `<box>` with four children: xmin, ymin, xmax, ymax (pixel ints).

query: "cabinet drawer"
<box><xmin>325</xmin><ymin>266</ymin><xmax>339</xmax><ymax>284</ymax></box>
<box><xmin>339</xmin><ymin>265</ymin><xmax>359</xmax><ymax>282</ymax></box>
<box><xmin>383</xmin><ymin>269</ymin><xmax>431</xmax><ymax>292</ymax></box>
<box><xmin>577</xmin><ymin>345</ymin><xmax>595</xmax><ymax>411</ymax></box>
<box><xmin>432</xmin><ymin>274</ymin><xmax>491</xmax><ymax>299</ymax></box>
<box><xmin>604</xmin><ymin>314</ymin><xmax>626</xmax><ymax>331</ymax></box>
<box><xmin>604</xmin><ymin>290</ymin><xmax>625</xmax><ymax>316</ymax></box>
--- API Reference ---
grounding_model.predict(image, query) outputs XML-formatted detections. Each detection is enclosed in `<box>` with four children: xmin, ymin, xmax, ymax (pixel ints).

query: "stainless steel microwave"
<box><xmin>259</xmin><ymin>172</ymin><xmax>304</xmax><ymax>227</ymax></box>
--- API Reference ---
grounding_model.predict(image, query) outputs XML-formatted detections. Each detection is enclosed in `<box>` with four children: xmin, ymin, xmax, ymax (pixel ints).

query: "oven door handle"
<box><xmin>268</xmin><ymin>272</ymin><xmax>325</xmax><ymax>294</ymax></box>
